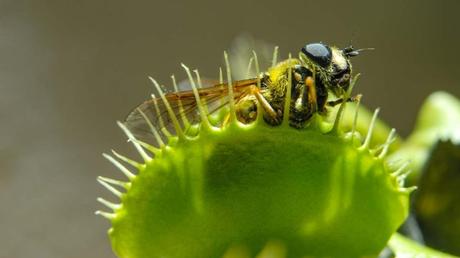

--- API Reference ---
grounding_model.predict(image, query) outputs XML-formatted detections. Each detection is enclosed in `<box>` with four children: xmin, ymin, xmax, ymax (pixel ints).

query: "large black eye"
<box><xmin>301</xmin><ymin>43</ymin><xmax>332</xmax><ymax>68</ymax></box>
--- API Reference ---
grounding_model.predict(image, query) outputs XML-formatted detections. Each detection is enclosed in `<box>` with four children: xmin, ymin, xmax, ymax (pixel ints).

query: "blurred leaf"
<box><xmin>413</xmin><ymin>140</ymin><xmax>460</xmax><ymax>255</ymax></box>
<box><xmin>388</xmin><ymin>233</ymin><xmax>458</xmax><ymax>258</ymax></box>
<box><xmin>388</xmin><ymin>91</ymin><xmax>460</xmax><ymax>180</ymax></box>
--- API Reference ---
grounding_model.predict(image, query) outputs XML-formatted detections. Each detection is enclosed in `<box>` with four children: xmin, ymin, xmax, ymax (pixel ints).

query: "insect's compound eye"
<box><xmin>301</xmin><ymin>43</ymin><xmax>332</xmax><ymax>68</ymax></box>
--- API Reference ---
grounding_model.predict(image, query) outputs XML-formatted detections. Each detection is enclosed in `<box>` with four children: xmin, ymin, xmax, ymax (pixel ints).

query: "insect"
<box><xmin>125</xmin><ymin>42</ymin><xmax>365</xmax><ymax>142</ymax></box>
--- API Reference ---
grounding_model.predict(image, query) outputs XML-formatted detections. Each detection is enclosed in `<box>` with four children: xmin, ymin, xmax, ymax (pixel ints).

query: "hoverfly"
<box><xmin>125</xmin><ymin>43</ymin><xmax>365</xmax><ymax>143</ymax></box>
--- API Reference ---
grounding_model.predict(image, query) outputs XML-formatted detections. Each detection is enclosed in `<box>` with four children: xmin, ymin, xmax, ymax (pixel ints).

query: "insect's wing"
<box><xmin>124</xmin><ymin>92</ymin><xmax>199</xmax><ymax>146</ymax></box>
<box><xmin>124</xmin><ymin>79</ymin><xmax>257</xmax><ymax>146</ymax></box>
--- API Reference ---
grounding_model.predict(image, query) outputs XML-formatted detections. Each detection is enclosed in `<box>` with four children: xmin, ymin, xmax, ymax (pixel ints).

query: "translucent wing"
<box><xmin>124</xmin><ymin>78</ymin><xmax>258</xmax><ymax>146</ymax></box>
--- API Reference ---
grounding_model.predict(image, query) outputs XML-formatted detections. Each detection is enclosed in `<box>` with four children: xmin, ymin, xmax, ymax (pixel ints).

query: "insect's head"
<box><xmin>299</xmin><ymin>42</ymin><xmax>369</xmax><ymax>97</ymax></box>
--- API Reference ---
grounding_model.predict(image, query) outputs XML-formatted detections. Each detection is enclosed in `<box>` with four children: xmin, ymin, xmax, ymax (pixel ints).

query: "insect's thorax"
<box><xmin>261</xmin><ymin>58</ymin><xmax>329</xmax><ymax>127</ymax></box>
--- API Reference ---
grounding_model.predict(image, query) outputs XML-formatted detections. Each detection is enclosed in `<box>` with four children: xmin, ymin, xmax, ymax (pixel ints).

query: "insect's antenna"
<box><xmin>345</xmin><ymin>47</ymin><xmax>375</xmax><ymax>57</ymax></box>
<box><xmin>224</xmin><ymin>51</ymin><xmax>236</xmax><ymax>123</ymax></box>
<box><xmin>171</xmin><ymin>74</ymin><xmax>190</xmax><ymax>128</ymax></box>
<box><xmin>181</xmin><ymin>63</ymin><xmax>212</xmax><ymax>129</ymax></box>
<box><xmin>348</xmin><ymin>34</ymin><xmax>356</xmax><ymax>50</ymax></box>
<box><xmin>282</xmin><ymin>53</ymin><xmax>293</xmax><ymax>126</ymax></box>
<box><xmin>356</xmin><ymin>47</ymin><xmax>375</xmax><ymax>52</ymax></box>
<box><xmin>149</xmin><ymin>77</ymin><xmax>184</xmax><ymax>139</ymax></box>
<box><xmin>271</xmin><ymin>46</ymin><xmax>279</xmax><ymax>68</ymax></box>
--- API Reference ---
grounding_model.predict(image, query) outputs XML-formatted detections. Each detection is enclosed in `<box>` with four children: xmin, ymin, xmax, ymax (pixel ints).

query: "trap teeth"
<box><xmin>117</xmin><ymin>121</ymin><xmax>152</xmax><ymax>162</ymax></box>
<box><xmin>98</xmin><ymin>180</ymin><xmax>122</xmax><ymax>198</ymax></box>
<box><xmin>97</xmin><ymin>197</ymin><xmax>121</xmax><ymax>210</ymax></box>
<box><xmin>95</xmin><ymin>210</ymin><xmax>116</xmax><ymax>220</ymax></box>
<box><xmin>224</xmin><ymin>51</ymin><xmax>237</xmax><ymax>123</ymax></box>
<box><xmin>111</xmin><ymin>150</ymin><xmax>141</xmax><ymax>169</ymax></box>
<box><xmin>181</xmin><ymin>63</ymin><xmax>212</xmax><ymax>129</ymax></box>
<box><xmin>378</xmin><ymin>128</ymin><xmax>396</xmax><ymax>159</ymax></box>
<box><xmin>391</xmin><ymin>161</ymin><xmax>411</xmax><ymax>178</ymax></box>
<box><xmin>359</xmin><ymin>108</ymin><xmax>380</xmax><ymax>151</ymax></box>
<box><xmin>136</xmin><ymin>108</ymin><xmax>165</xmax><ymax>148</ymax></box>
<box><xmin>149</xmin><ymin>76</ymin><xmax>184</xmax><ymax>138</ymax></box>
<box><xmin>102</xmin><ymin>153</ymin><xmax>136</xmax><ymax>179</ymax></box>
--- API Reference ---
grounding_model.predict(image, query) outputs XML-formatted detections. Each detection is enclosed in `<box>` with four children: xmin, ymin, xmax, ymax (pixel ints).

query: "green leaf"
<box><xmin>413</xmin><ymin>140</ymin><xmax>460</xmax><ymax>255</ymax></box>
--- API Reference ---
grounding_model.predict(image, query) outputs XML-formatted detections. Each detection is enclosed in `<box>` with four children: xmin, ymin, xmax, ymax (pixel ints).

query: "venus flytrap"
<box><xmin>97</xmin><ymin>47</ymin><xmax>418</xmax><ymax>258</ymax></box>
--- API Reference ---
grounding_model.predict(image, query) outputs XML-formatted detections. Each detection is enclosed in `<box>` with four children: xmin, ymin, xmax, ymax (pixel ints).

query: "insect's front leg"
<box><xmin>293</xmin><ymin>65</ymin><xmax>318</xmax><ymax>114</ymax></box>
<box><xmin>250</xmin><ymin>86</ymin><xmax>280</xmax><ymax>124</ymax></box>
<box><xmin>327</xmin><ymin>94</ymin><xmax>362</xmax><ymax>107</ymax></box>
<box><xmin>304</xmin><ymin>76</ymin><xmax>318</xmax><ymax>113</ymax></box>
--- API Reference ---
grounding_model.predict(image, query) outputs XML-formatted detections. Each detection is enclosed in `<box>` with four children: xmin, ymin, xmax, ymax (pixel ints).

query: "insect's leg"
<box><xmin>327</xmin><ymin>98</ymin><xmax>344</xmax><ymax>107</ymax></box>
<box><xmin>253</xmin><ymin>90</ymin><xmax>278</xmax><ymax>120</ymax></box>
<box><xmin>327</xmin><ymin>94</ymin><xmax>362</xmax><ymax>107</ymax></box>
<box><xmin>305</xmin><ymin>77</ymin><xmax>318</xmax><ymax>112</ymax></box>
<box><xmin>235</xmin><ymin>99</ymin><xmax>258</xmax><ymax>124</ymax></box>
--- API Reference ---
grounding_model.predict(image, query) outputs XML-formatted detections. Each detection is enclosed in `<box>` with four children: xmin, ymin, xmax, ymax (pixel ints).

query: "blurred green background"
<box><xmin>0</xmin><ymin>0</ymin><xmax>459</xmax><ymax>257</ymax></box>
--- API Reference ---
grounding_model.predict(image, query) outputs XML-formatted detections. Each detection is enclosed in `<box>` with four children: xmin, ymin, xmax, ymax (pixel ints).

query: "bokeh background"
<box><xmin>1</xmin><ymin>0</ymin><xmax>459</xmax><ymax>257</ymax></box>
